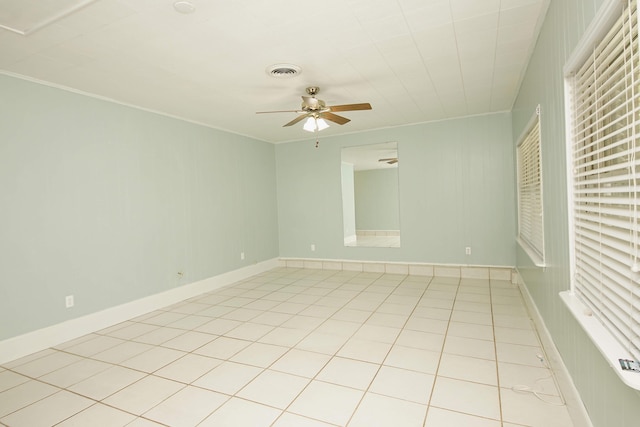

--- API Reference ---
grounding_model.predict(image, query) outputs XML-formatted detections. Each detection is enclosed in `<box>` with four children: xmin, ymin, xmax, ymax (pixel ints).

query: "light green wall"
<box><xmin>512</xmin><ymin>1</ymin><xmax>640</xmax><ymax>426</ymax></box>
<box><xmin>276</xmin><ymin>112</ymin><xmax>515</xmax><ymax>265</ymax></box>
<box><xmin>0</xmin><ymin>74</ymin><xmax>279</xmax><ymax>341</ymax></box>
<box><xmin>354</xmin><ymin>168</ymin><xmax>399</xmax><ymax>230</ymax></box>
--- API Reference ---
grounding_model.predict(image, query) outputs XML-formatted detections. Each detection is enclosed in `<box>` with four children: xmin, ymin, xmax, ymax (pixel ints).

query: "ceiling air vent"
<box><xmin>266</xmin><ymin>64</ymin><xmax>302</xmax><ymax>78</ymax></box>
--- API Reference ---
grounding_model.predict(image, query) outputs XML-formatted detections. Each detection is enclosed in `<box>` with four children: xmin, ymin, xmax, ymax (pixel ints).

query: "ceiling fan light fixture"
<box><xmin>316</xmin><ymin>118</ymin><xmax>330</xmax><ymax>131</ymax></box>
<box><xmin>303</xmin><ymin>117</ymin><xmax>330</xmax><ymax>132</ymax></box>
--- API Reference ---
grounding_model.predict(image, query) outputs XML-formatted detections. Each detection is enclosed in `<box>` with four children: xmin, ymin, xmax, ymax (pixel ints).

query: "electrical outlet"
<box><xmin>65</xmin><ymin>295</ymin><xmax>74</xmax><ymax>308</ymax></box>
<box><xmin>465</xmin><ymin>246</ymin><xmax>471</xmax><ymax>255</ymax></box>
<box><xmin>240</xmin><ymin>252</ymin><xmax>245</xmax><ymax>260</ymax></box>
<box><xmin>311</xmin><ymin>244</ymin><xmax>316</xmax><ymax>251</ymax></box>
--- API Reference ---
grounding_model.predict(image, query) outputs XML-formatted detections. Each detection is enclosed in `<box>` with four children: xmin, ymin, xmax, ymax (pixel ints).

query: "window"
<box><xmin>517</xmin><ymin>106</ymin><xmax>545</xmax><ymax>266</ymax></box>
<box><xmin>564</xmin><ymin>0</ymin><xmax>640</xmax><ymax>382</ymax></box>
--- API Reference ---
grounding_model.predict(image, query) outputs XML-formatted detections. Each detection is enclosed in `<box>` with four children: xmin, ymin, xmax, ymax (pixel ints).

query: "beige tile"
<box><xmin>424</xmin><ymin>407</ymin><xmax>501</xmax><ymax>427</ymax></box>
<box><xmin>155</xmin><ymin>353</ymin><xmax>222</xmax><ymax>384</ymax></box>
<box><xmin>199</xmin><ymin>397</ymin><xmax>281</xmax><ymax>427</ymax></box>
<box><xmin>395</xmin><ymin>330</ymin><xmax>445</xmax><ymax>352</ymax></box>
<box><xmin>494</xmin><ymin>326</ymin><xmax>540</xmax><ymax>346</ymax></box>
<box><xmin>230</xmin><ymin>342</ymin><xmax>289</xmax><ymax>368</ymax></box>
<box><xmin>165</xmin><ymin>315</ymin><xmax>212</xmax><ymax>330</ymax></box>
<box><xmin>331</xmin><ymin>308</ymin><xmax>372</xmax><ymax>323</ymax></box>
<box><xmin>11</xmin><ymin>351</ymin><xmax>83</xmax><ymax>378</ymax></box>
<box><xmin>106</xmin><ymin>322</ymin><xmax>159</xmax><ymax>340</ymax></box>
<box><xmin>349</xmin><ymin>392</ymin><xmax>427</xmax><ymax>427</ymax></box>
<box><xmin>438</xmin><ymin>353</ymin><xmax>498</xmax><ymax>385</ymax></box>
<box><xmin>91</xmin><ymin>341</ymin><xmax>153</xmax><ymax>364</ymax></box>
<box><xmin>132</xmin><ymin>327</ymin><xmax>185</xmax><ymax>345</ymax></box>
<box><xmin>316</xmin><ymin>357</ymin><xmax>379</xmax><ymax>390</ymax></box>
<box><xmin>143</xmin><ymin>386</ymin><xmax>228</xmax><ymax>427</ymax></box>
<box><xmin>258</xmin><ymin>327</ymin><xmax>309</xmax><ymax>347</ymax></box>
<box><xmin>194</xmin><ymin>336</ymin><xmax>251</xmax><ymax>359</ymax></box>
<box><xmin>250</xmin><ymin>311</ymin><xmax>293</xmax><ymax>326</ymax></box>
<box><xmin>270</xmin><ymin>349</ymin><xmax>331</xmax><ymax>378</ymax></box>
<box><xmin>411</xmin><ymin>306</ymin><xmax>452</xmax><ymax>320</ymax></box>
<box><xmin>127</xmin><ymin>416</ymin><xmax>176</xmax><ymax>426</ymax></box>
<box><xmin>447</xmin><ymin>321</ymin><xmax>494</xmax><ymax>341</ymax></box>
<box><xmin>142</xmin><ymin>312</ymin><xmax>188</xmax><ymax>326</ymax></box>
<box><xmin>369</xmin><ymin>365</ymin><xmax>435</xmax><ymax>404</ymax></box>
<box><xmin>296</xmin><ymin>331</ymin><xmax>349</xmax><ymax>355</ymax></box>
<box><xmin>443</xmin><ymin>335</ymin><xmax>496</xmax><ymax>360</ymax></box>
<box><xmin>69</xmin><ymin>366</ymin><xmax>146</xmax><ymax>401</ymax></box>
<box><xmin>2</xmin><ymin>348</ymin><xmax>54</xmax><ymax>369</ymax></box>
<box><xmin>314</xmin><ymin>319</ymin><xmax>361</xmax><ymax>336</ymax></box>
<box><xmin>500</xmin><ymin>387</ymin><xmax>572</xmax><ymax>427</ymax></box>
<box><xmin>0</xmin><ymin>380</ymin><xmax>59</xmax><ymax>418</ymax></box>
<box><xmin>272</xmin><ymin>412</ymin><xmax>336</xmax><ymax>427</ymax></box>
<box><xmin>120</xmin><ymin>346</ymin><xmax>186</xmax><ymax>373</ymax></box>
<box><xmin>63</xmin><ymin>335</ymin><xmax>125</xmax><ymax>357</ymax></box>
<box><xmin>160</xmin><ymin>330</ymin><xmax>216</xmax><ymax>352</ymax></box>
<box><xmin>430</xmin><ymin>376</ymin><xmax>500</xmax><ymax>420</ymax></box>
<box><xmin>383</xmin><ymin>345</ymin><xmax>440</xmax><ymax>374</ymax></box>
<box><xmin>288</xmin><ymin>380</ymin><xmax>363</xmax><ymax>426</ymax></box>
<box><xmin>222</xmin><ymin>307</ymin><xmax>263</xmax><ymax>322</ymax></box>
<box><xmin>195</xmin><ymin>318</ymin><xmax>242</xmax><ymax>335</ymax></box>
<box><xmin>237</xmin><ymin>369</ymin><xmax>309</xmax><ymax>409</ymax></box>
<box><xmin>280</xmin><ymin>315</ymin><xmax>325</xmax><ymax>331</ymax></box>
<box><xmin>493</xmin><ymin>313</ymin><xmax>533</xmax><ymax>329</ymax></box>
<box><xmin>405</xmin><ymin>317</ymin><xmax>449</xmax><ymax>334</ymax></box>
<box><xmin>0</xmin><ymin>390</ymin><xmax>93</xmax><ymax>427</ymax></box>
<box><xmin>0</xmin><ymin>371</ymin><xmax>30</xmax><ymax>393</ymax></box>
<box><xmin>337</xmin><ymin>338</ymin><xmax>392</xmax><ymax>364</ymax></box>
<box><xmin>496</xmin><ymin>342</ymin><xmax>545</xmax><ymax>366</ymax></box>
<box><xmin>39</xmin><ymin>358</ymin><xmax>111</xmax><ymax>388</ymax></box>
<box><xmin>497</xmin><ymin>362</ymin><xmax>560</xmax><ymax>396</ymax></box>
<box><xmin>352</xmin><ymin>324</ymin><xmax>401</xmax><ymax>344</ymax></box>
<box><xmin>224</xmin><ymin>322</ymin><xmax>275</xmax><ymax>341</ymax></box>
<box><xmin>450</xmin><ymin>309</ymin><xmax>493</xmax><ymax>326</ymax></box>
<box><xmin>103</xmin><ymin>375</ymin><xmax>183</xmax><ymax>415</ymax></box>
<box><xmin>56</xmin><ymin>403</ymin><xmax>136</xmax><ymax>427</ymax></box>
<box><xmin>193</xmin><ymin>361</ymin><xmax>262</xmax><ymax>394</ymax></box>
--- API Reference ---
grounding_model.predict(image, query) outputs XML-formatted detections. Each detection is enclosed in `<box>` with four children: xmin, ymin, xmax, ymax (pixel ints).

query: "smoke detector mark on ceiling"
<box><xmin>266</xmin><ymin>64</ymin><xmax>302</xmax><ymax>78</ymax></box>
<box><xmin>173</xmin><ymin>1</ymin><xmax>195</xmax><ymax>14</ymax></box>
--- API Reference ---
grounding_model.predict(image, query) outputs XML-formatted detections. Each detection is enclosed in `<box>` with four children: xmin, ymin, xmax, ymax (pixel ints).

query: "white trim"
<box><xmin>516</xmin><ymin>105</ymin><xmax>541</xmax><ymax>148</ymax></box>
<box><xmin>278</xmin><ymin>257</ymin><xmax>514</xmax><ymax>280</ymax></box>
<box><xmin>517</xmin><ymin>237</ymin><xmax>546</xmax><ymax>268</ymax></box>
<box><xmin>560</xmin><ymin>291</ymin><xmax>640</xmax><ymax>391</ymax></box>
<box><xmin>516</xmin><ymin>277</ymin><xmax>594</xmax><ymax>427</ymax></box>
<box><xmin>344</xmin><ymin>234</ymin><xmax>357</xmax><ymax>245</ymax></box>
<box><xmin>0</xmin><ymin>71</ymin><xmax>268</xmax><ymax>144</ymax></box>
<box><xmin>563</xmin><ymin>0</ymin><xmax>626</xmax><ymax>74</ymax></box>
<box><xmin>0</xmin><ymin>258</ymin><xmax>279</xmax><ymax>365</ymax></box>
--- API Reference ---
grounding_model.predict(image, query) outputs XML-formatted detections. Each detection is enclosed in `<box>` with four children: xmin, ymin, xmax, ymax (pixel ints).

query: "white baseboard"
<box><xmin>515</xmin><ymin>272</ymin><xmax>594</xmax><ymax>427</ymax></box>
<box><xmin>0</xmin><ymin>258</ymin><xmax>279</xmax><ymax>365</ymax></box>
<box><xmin>278</xmin><ymin>257</ymin><xmax>514</xmax><ymax>281</ymax></box>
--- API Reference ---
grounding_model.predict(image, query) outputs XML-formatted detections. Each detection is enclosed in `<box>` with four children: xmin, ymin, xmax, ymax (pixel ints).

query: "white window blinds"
<box><xmin>568</xmin><ymin>0</ymin><xmax>640</xmax><ymax>361</ymax></box>
<box><xmin>517</xmin><ymin>108</ymin><xmax>545</xmax><ymax>265</ymax></box>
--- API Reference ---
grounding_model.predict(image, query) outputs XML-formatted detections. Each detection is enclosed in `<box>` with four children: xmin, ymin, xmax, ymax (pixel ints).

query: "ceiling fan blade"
<box><xmin>319</xmin><ymin>112</ymin><xmax>350</xmax><ymax>125</ymax></box>
<box><xmin>328</xmin><ymin>103</ymin><xmax>372</xmax><ymax>112</ymax></box>
<box><xmin>283</xmin><ymin>114</ymin><xmax>309</xmax><ymax>127</ymax></box>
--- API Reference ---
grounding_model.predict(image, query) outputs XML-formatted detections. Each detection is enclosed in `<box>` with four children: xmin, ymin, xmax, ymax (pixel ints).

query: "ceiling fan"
<box><xmin>256</xmin><ymin>86</ymin><xmax>372</xmax><ymax>132</ymax></box>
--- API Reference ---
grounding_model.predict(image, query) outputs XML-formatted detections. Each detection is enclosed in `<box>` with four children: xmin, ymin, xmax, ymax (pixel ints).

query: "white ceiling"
<box><xmin>0</xmin><ymin>0</ymin><xmax>549</xmax><ymax>143</ymax></box>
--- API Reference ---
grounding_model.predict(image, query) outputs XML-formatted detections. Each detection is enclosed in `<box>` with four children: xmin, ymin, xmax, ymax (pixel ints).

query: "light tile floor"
<box><xmin>0</xmin><ymin>268</ymin><xmax>576</xmax><ymax>426</ymax></box>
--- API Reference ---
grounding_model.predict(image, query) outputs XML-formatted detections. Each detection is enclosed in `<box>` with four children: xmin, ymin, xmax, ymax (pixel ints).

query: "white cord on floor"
<box><xmin>511</xmin><ymin>375</ymin><xmax>566</xmax><ymax>406</ymax></box>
